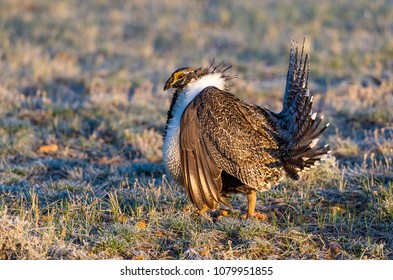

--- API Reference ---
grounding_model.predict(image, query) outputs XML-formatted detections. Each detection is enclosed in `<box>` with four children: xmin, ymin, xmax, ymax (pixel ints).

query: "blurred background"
<box><xmin>0</xmin><ymin>0</ymin><xmax>392</xmax><ymax>260</ymax></box>
<box><xmin>0</xmin><ymin>0</ymin><xmax>391</xmax><ymax>161</ymax></box>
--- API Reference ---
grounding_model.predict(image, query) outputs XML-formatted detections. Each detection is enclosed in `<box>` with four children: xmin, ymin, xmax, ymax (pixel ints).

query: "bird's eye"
<box><xmin>174</xmin><ymin>72</ymin><xmax>185</xmax><ymax>81</ymax></box>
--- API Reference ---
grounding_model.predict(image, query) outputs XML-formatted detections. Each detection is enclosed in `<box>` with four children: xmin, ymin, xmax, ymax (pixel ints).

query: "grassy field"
<box><xmin>0</xmin><ymin>0</ymin><xmax>392</xmax><ymax>260</ymax></box>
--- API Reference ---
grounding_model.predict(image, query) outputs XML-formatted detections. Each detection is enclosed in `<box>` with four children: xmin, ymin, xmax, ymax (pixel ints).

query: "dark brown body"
<box><xmin>163</xmin><ymin>42</ymin><xmax>330</xmax><ymax>218</ymax></box>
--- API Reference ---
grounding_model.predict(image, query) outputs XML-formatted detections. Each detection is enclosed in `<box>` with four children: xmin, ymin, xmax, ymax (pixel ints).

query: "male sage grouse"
<box><xmin>163</xmin><ymin>40</ymin><xmax>330</xmax><ymax>219</ymax></box>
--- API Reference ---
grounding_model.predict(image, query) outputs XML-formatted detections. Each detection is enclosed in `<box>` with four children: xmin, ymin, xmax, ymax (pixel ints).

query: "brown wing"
<box><xmin>180</xmin><ymin>95</ymin><xmax>222</xmax><ymax>209</ymax></box>
<box><xmin>180</xmin><ymin>86</ymin><xmax>281</xmax><ymax>210</ymax></box>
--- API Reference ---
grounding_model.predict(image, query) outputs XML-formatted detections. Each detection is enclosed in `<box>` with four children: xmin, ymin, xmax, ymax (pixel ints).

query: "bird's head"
<box><xmin>164</xmin><ymin>67</ymin><xmax>202</xmax><ymax>91</ymax></box>
<box><xmin>164</xmin><ymin>62</ymin><xmax>235</xmax><ymax>92</ymax></box>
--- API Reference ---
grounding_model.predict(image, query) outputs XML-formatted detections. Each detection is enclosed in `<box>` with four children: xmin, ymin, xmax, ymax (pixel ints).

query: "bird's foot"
<box><xmin>193</xmin><ymin>205</ymin><xmax>214</xmax><ymax>222</ymax></box>
<box><xmin>215</xmin><ymin>209</ymin><xmax>240</xmax><ymax>220</ymax></box>
<box><xmin>240</xmin><ymin>211</ymin><xmax>268</xmax><ymax>220</ymax></box>
<box><xmin>196</xmin><ymin>204</ymin><xmax>210</xmax><ymax>215</ymax></box>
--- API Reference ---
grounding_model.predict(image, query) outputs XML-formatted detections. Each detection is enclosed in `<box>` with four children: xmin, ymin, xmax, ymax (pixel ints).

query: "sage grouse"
<box><xmin>163</xmin><ymin>41</ymin><xmax>330</xmax><ymax>218</ymax></box>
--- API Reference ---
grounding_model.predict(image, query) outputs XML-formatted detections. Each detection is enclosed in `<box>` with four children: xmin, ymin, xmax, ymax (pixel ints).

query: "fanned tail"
<box><xmin>279</xmin><ymin>39</ymin><xmax>330</xmax><ymax>180</ymax></box>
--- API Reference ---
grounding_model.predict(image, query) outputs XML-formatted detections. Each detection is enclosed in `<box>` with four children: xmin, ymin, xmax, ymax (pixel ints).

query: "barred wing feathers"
<box><xmin>179</xmin><ymin>87</ymin><xmax>281</xmax><ymax>209</ymax></box>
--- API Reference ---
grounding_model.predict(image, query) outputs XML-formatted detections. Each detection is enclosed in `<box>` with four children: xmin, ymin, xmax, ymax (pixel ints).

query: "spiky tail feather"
<box><xmin>279</xmin><ymin>39</ymin><xmax>330</xmax><ymax>180</ymax></box>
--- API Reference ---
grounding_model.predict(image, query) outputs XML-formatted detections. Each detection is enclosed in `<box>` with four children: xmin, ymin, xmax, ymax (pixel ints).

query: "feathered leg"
<box><xmin>247</xmin><ymin>192</ymin><xmax>257</xmax><ymax>218</ymax></box>
<box><xmin>241</xmin><ymin>191</ymin><xmax>268</xmax><ymax>220</ymax></box>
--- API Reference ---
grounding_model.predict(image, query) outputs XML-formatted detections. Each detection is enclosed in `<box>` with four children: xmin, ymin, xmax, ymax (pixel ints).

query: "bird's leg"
<box><xmin>241</xmin><ymin>191</ymin><xmax>268</xmax><ymax>220</ymax></box>
<box><xmin>246</xmin><ymin>191</ymin><xmax>257</xmax><ymax>218</ymax></box>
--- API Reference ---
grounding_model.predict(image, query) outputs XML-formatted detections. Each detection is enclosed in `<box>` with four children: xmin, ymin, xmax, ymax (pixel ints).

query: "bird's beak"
<box><xmin>164</xmin><ymin>77</ymin><xmax>173</xmax><ymax>91</ymax></box>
